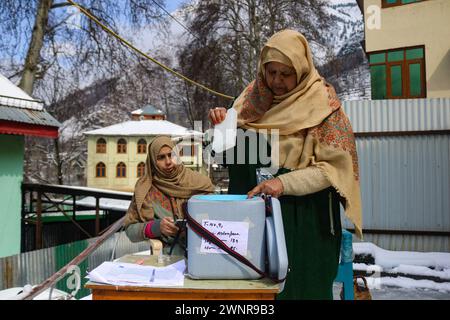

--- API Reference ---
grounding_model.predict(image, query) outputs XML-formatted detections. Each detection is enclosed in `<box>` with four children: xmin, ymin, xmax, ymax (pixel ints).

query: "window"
<box><xmin>382</xmin><ymin>0</ymin><xmax>426</xmax><ymax>8</ymax></box>
<box><xmin>137</xmin><ymin>162</ymin><xmax>146</xmax><ymax>178</ymax></box>
<box><xmin>116</xmin><ymin>162</ymin><xmax>127</xmax><ymax>178</ymax></box>
<box><xmin>96</xmin><ymin>162</ymin><xmax>106</xmax><ymax>177</ymax></box>
<box><xmin>117</xmin><ymin>138</ymin><xmax>127</xmax><ymax>154</ymax></box>
<box><xmin>179</xmin><ymin>144</ymin><xmax>195</xmax><ymax>157</ymax></box>
<box><xmin>368</xmin><ymin>46</ymin><xmax>425</xmax><ymax>99</ymax></box>
<box><xmin>96</xmin><ymin>138</ymin><xmax>106</xmax><ymax>153</ymax></box>
<box><xmin>137</xmin><ymin>139</ymin><xmax>147</xmax><ymax>154</ymax></box>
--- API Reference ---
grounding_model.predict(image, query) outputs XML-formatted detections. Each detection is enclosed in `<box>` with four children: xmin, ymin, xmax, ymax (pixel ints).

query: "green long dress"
<box><xmin>226</xmin><ymin>133</ymin><xmax>342</xmax><ymax>300</ymax></box>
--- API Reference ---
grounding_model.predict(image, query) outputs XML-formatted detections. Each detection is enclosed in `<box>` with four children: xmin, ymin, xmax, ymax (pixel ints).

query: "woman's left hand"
<box><xmin>247</xmin><ymin>178</ymin><xmax>284</xmax><ymax>199</ymax></box>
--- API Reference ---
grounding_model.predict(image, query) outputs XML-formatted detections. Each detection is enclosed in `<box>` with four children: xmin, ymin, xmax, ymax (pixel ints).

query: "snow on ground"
<box><xmin>363</xmin><ymin>276</ymin><xmax>450</xmax><ymax>293</ymax></box>
<box><xmin>354</xmin><ymin>263</ymin><xmax>450</xmax><ymax>281</ymax></box>
<box><xmin>333</xmin><ymin>283</ymin><xmax>450</xmax><ymax>300</ymax></box>
<box><xmin>353</xmin><ymin>242</ymin><xmax>450</xmax><ymax>270</ymax></box>
<box><xmin>348</xmin><ymin>242</ymin><xmax>450</xmax><ymax>298</ymax></box>
<box><xmin>0</xmin><ymin>286</ymin><xmax>74</xmax><ymax>300</ymax></box>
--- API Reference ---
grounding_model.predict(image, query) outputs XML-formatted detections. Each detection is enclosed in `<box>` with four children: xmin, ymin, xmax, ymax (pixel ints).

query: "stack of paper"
<box><xmin>87</xmin><ymin>259</ymin><xmax>185</xmax><ymax>287</ymax></box>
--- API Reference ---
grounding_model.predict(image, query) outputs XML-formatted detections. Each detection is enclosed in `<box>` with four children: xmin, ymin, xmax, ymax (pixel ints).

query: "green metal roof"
<box><xmin>0</xmin><ymin>105</ymin><xmax>61</xmax><ymax>127</ymax></box>
<box><xmin>0</xmin><ymin>93</ymin><xmax>60</xmax><ymax>128</ymax></box>
<box><xmin>0</xmin><ymin>73</ymin><xmax>60</xmax><ymax>128</ymax></box>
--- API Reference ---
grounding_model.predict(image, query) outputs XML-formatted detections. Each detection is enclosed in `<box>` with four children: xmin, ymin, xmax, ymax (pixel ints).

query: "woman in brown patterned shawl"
<box><xmin>209</xmin><ymin>29</ymin><xmax>362</xmax><ymax>299</ymax></box>
<box><xmin>124</xmin><ymin>136</ymin><xmax>214</xmax><ymax>255</ymax></box>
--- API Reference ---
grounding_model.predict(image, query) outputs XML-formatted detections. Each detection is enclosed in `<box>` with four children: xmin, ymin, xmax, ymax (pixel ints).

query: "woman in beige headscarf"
<box><xmin>124</xmin><ymin>136</ymin><xmax>215</xmax><ymax>255</ymax></box>
<box><xmin>209</xmin><ymin>29</ymin><xmax>362</xmax><ymax>299</ymax></box>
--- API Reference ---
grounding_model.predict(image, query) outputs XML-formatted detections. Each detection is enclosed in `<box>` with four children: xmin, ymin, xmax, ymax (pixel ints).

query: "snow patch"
<box><xmin>354</xmin><ymin>242</ymin><xmax>450</xmax><ymax>270</ymax></box>
<box><xmin>365</xmin><ymin>276</ymin><xmax>450</xmax><ymax>293</ymax></box>
<box><xmin>353</xmin><ymin>242</ymin><xmax>450</xmax><ymax>293</ymax></box>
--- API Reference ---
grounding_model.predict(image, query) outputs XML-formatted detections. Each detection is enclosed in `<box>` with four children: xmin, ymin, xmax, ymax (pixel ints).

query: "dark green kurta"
<box><xmin>226</xmin><ymin>133</ymin><xmax>341</xmax><ymax>299</ymax></box>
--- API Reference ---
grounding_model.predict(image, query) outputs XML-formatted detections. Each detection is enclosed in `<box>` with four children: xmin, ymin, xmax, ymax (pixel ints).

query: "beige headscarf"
<box><xmin>235</xmin><ymin>30</ymin><xmax>332</xmax><ymax>133</ymax></box>
<box><xmin>233</xmin><ymin>29</ymin><xmax>363</xmax><ymax>238</ymax></box>
<box><xmin>126</xmin><ymin>136</ymin><xmax>214</xmax><ymax>224</ymax></box>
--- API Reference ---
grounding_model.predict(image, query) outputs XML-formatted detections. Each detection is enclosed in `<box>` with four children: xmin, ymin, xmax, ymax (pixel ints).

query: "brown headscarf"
<box><xmin>125</xmin><ymin>136</ymin><xmax>214</xmax><ymax>224</ymax></box>
<box><xmin>233</xmin><ymin>29</ymin><xmax>363</xmax><ymax>238</ymax></box>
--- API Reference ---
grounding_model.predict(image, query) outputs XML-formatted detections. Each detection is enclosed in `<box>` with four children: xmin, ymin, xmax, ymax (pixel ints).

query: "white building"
<box><xmin>84</xmin><ymin>106</ymin><xmax>203</xmax><ymax>192</ymax></box>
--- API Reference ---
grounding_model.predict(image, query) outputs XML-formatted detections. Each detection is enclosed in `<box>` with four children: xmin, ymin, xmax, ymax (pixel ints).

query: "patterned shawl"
<box><xmin>233</xmin><ymin>29</ymin><xmax>363</xmax><ymax>238</ymax></box>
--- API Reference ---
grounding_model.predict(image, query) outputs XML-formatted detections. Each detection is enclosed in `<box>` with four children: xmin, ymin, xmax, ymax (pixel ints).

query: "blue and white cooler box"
<box><xmin>186</xmin><ymin>195</ymin><xmax>288</xmax><ymax>288</ymax></box>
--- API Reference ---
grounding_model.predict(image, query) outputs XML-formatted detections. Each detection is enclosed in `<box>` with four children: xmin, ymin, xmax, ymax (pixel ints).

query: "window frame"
<box><xmin>386</xmin><ymin>61</ymin><xmax>404</xmax><ymax>98</ymax></box>
<box><xmin>368</xmin><ymin>45</ymin><xmax>426</xmax><ymax>99</ymax></box>
<box><xmin>137</xmin><ymin>162</ymin><xmax>146</xmax><ymax>178</ymax></box>
<box><xmin>381</xmin><ymin>0</ymin><xmax>427</xmax><ymax>9</ymax></box>
<box><xmin>96</xmin><ymin>138</ymin><xmax>107</xmax><ymax>154</ymax></box>
<box><xmin>117</xmin><ymin>138</ymin><xmax>127</xmax><ymax>154</ymax></box>
<box><xmin>116</xmin><ymin>162</ymin><xmax>127</xmax><ymax>178</ymax></box>
<box><xmin>137</xmin><ymin>139</ymin><xmax>147</xmax><ymax>154</ymax></box>
<box><xmin>95</xmin><ymin>162</ymin><xmax>106</xmax><ymax>178</ymax></box>
<box><xmin>406</xmin><ymin>59</ymin><xmax>426</xmax><ymax>98</ymax></box>
<box><xmin>179</xmin><ymin>144</ymin><xmax>195</xmax><ymax>157</ymax></box>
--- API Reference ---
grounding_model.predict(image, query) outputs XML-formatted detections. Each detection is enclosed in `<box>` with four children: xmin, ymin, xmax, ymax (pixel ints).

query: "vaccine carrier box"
<box><xmin>186</xmin><ymin>194</ymin><xmax>288</xmax><ymax>283</ymax></box>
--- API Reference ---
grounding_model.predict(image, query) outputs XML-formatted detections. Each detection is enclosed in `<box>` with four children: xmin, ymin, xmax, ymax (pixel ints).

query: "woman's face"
<box><xmin>264</xmin><ymin>61</ymin><xmax>297</xmax><ymax>96</ymax></box>
<box><xmin>155</xmin><ymin>146</ymin><xmax>177</xmax><ymax>175</ymax></box>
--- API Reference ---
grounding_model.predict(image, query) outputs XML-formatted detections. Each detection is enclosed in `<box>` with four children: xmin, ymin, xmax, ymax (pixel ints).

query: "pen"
<box><xmin>150</xmin><ymin>269</ymin><xmax>155</xmax><ymax>283</ymax></box>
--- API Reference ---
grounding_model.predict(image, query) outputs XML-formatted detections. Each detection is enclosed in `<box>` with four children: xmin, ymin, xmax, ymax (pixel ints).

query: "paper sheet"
<box><xmin>87</xmin><ymin>259</ymin><xmax>185</xmax><ymax>287</ymax></box>
<box><xmin>212</xmin><ymin>108</ymin><xmax>237</xmax><ymax>154</ymax></box>
<box><xmin>200</xmin><ymin>219</ymin><xmax>249</xmax><ymax>256</ymax></box>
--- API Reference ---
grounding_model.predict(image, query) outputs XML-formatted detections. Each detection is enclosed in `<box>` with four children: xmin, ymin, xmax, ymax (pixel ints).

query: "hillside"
<box><xmin>326</xmin><ymin>0</ymin><xmax>365</xmax><ymax>57</ymax></box>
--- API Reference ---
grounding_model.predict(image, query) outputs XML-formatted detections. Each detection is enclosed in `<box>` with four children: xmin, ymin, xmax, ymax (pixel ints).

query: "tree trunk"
<box><xmin>18</xmin><ymin>0</ymin><xmax>53</xmax><ymax>95</ymax></box>
<box><xmin>54</xmin><ymin>138</ymin><xmax>63</xmax><ymax>185</ymax></box>
<box><xmin>183</xmin><ymin>80</ymin><xmax>195</xmax><ymax>129</ymax></box>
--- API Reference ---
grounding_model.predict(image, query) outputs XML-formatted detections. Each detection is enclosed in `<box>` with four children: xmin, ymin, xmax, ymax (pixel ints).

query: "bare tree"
<box><xmin>176</xmin><ymin>0</ymin><xmax>331</xmax><ymax>122</ymax></box>
<box><xmin>0</xmin><ymin>0</ymin><xmax>167</xmax><ymax>96</ymax></box>
<box><xmin>0</xmin><ymin>0</ymin><xmax>168</xmax><ymax>185</ymax></box>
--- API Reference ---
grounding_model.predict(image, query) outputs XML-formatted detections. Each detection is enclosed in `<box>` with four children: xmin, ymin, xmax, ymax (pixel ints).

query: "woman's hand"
<box><xmin>208</xmin><ymin>107</ymin><xmax>227</xmax><ymax>125</ymax></box>
<box><xmin>160</xmin><ymin>217</ymin><xmax>179</xmax><ymax>237</ymax></box>
<box><xmin>247</xmin><ymin>178</ymin><xmax>284</xmax><ymax>199</ymax></box>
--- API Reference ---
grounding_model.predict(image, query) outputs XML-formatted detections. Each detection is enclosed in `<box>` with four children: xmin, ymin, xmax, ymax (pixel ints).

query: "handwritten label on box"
<box><xmin>200</xmin><ymin>219</ymin><xmax>249</xmax><ymax>256</ymax></box>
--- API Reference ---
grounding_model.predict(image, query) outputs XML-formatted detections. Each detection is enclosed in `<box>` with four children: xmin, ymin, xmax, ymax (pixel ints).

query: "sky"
<box><xmin>165</xmin><ymin>0</ymin><xmax>186</xmax><ymax>12</ymax></box>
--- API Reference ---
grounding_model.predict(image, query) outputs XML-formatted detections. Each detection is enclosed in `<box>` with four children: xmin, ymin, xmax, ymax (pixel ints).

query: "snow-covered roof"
<box><xmin>0</xmin><ymin>73</ymin><xmax>43</xmax><ymax>110</ymax></box>
<box><xmin>83</xmin><ymin>120</ymin><xmax>203</xmax><ymax>137</ymax></box>
<box><xmin>44</xmin><ymin>184</ymin><xmax>133</xmax><ymax>196</ymax></box>
<box><xmin>0</xmin><ymin>73</ymin><xmax>61</xmax><ymax>135</ymax></box>
<box><xmin>76</xmin><ymin>196</ymin><xmax>131</xmax><ymax>211</ymax></box>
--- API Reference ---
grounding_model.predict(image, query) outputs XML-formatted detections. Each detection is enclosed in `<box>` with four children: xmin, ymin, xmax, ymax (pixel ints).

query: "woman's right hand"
<box><xmin>160</xmin><ymin>217</ymin><xmax>179</xmax><ymax>237</ymax></box>
<box><xmin>208</xmin><ymin>107</ymin><xmax>227</xmax><ymax>125</ymax></box>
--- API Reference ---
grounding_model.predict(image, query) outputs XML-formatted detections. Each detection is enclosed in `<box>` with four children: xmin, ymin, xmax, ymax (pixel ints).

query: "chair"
<box><xmin>334</xmin><ymin>229</ymin><xmax>354</xmax><ymax>300</ymax></box>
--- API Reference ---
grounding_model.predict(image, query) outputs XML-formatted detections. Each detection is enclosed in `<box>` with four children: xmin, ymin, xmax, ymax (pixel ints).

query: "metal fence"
<box><xmin>0</xmin><ymin>232</ymin><xmax>149</xmax><ymax>299</ymax></box>
<box><xmin>342</xmin><ymin>98</ymin><xmax>450</xmax><ymax>252</ymax></box>
<box><xmin>343</xmin><ymin>97</ymin><xmax>450</xmax><ymax>133</ymax></box>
